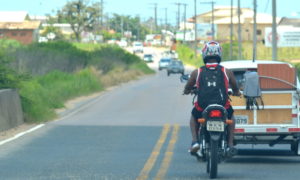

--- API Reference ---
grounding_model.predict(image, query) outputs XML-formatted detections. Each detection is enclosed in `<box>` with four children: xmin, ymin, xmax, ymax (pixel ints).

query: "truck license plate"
<box><xmin>207</xmin><ymin>121</ymin><xmax>224</xmax><ymax>132</ymax></box>
<box><xmin>235</xmin><ymin>115</ymin><xmax>248</xmax><ymax>125</ymax></box>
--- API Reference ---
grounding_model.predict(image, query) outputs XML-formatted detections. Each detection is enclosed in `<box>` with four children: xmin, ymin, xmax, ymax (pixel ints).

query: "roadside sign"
<box><xmin>265</xmin><ymin>27</ymin><xmax>300</xmax><ymax>47</ymax></box>
<box><xmin>196</xmin><ymin>23</ymin><xmax>217</xmax><ymax>40</ymax></box>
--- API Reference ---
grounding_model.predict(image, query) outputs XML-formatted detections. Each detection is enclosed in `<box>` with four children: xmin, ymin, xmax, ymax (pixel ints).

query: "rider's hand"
<box><xmin>233</xmin><ymin>91</ymin><xmax>242</xmax><ymax>97</ymax></box>
<box><xmin>183</xmin><ymin>90</ymin><xmax>190</xmax><ymax>95</ymax></box>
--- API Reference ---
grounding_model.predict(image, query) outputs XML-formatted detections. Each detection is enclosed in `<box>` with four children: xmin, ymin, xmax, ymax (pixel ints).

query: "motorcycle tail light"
<box><xmin>209</xmin><ymin>110</ymin><xmax>222</xmax><ymax>118</ymax></box>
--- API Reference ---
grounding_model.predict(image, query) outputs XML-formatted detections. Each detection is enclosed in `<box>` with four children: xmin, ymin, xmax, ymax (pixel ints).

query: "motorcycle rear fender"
<box><xmin>209</xmin><ymin>132</ymin><xmax>222</xmax><ymax>141</ymax></box>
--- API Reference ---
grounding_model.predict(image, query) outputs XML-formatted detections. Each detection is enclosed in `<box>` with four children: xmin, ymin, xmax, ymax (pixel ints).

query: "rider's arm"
<box><xmin>226</xmin><ymin>69</ymin><xmax>241</xmax><ymax>96</ymax></box>
<box><xmin>183</xmin><ymin>69</ymin><xmax>197</xmax><ymax>94</ymax></box>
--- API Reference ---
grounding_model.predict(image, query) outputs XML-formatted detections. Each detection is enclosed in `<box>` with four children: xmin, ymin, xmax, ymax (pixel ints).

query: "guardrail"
<box><xmin>0</xmin><ymin>89</ymin><xmax>24</xmax><ymax>132</ymax></box>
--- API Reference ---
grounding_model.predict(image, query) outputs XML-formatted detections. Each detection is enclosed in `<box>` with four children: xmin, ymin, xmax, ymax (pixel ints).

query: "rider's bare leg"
<box><xmin>227</xmin><ymin>115</ymin><xmax>236</xmax><ymax>147</ymax></box>
<box><xmin>190</xmin><ymin>115</ymin><xmax>200</xmax><ymax>142</ymax></box>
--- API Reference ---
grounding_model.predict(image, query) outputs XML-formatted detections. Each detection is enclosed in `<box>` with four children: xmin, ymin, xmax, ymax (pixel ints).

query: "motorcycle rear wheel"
<box><xmin>208</xmin><ymin>139</ymin><xmax>218</xmax><ymax>179</ymax></box>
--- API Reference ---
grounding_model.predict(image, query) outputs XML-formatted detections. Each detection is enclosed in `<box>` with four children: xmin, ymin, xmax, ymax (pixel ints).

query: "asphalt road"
<box><xmin>0</xmin><ymin>47</ymin><xmax>300</xmax><ymax>180</ymax></box>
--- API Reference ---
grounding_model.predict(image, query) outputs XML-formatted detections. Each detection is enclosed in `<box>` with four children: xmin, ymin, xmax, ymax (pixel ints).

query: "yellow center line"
<box><xmin>154</xmin><ymin>124</ymin><xmax>180</xmax><ymax>180</ymax></box>
<box><xmin>136</xmin><ymin>124</ymin><xmax>171</xmax><ymax>180</ymax></box>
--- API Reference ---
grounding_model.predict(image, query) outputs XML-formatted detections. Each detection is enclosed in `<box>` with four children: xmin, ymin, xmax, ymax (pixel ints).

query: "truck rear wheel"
<box><xmin>291</xmin><ymin>140</ymin><xmax>300</xmax><ymax>155</ymax></box>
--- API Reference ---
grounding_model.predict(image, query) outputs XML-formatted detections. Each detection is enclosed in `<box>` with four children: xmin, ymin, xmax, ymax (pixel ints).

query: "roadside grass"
<box><xmin>239</xmin><ymin>42</ymin><xmax>300</xmax><ymax>61</ymax></box>
<box><xmin>176</xmin><ymin>43</ymin><xmax>203</xmax><ymax>67</ymax></box>
<box><xmin>0</xmin><ymin>40</ymin><xmax>154</xmax><ymax>123</ymax></box>
<box><xmin>73</xmin><ymin>42</ymin><xmax>103</xmax><ymax>52</ymax></box>
<box><xmin>177</xmin><ymin>41</ymin><xmax>300</xmax><ymax>68</ymax></box>
<box><xmin>19</xmin><ymin>68</ymin><xmax>103</xmax><ymax>123</ymax></box>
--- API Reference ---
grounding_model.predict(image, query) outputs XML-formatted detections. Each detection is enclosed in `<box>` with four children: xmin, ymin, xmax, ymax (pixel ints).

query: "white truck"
<box><xmin>221</xmin><ymin>60</ymin><xmax>300</xmax><ymax>155</ymax></box>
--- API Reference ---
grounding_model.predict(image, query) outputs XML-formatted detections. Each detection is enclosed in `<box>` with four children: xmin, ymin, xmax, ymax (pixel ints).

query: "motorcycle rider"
<box><xmin>183</xmin><ymin>41</ymin><xmax>241</xmax><ymax>154</ymax></box>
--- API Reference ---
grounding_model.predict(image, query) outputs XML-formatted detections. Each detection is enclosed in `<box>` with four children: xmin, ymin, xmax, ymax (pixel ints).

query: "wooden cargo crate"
<box><xmin>257</xmin><ymin>109</ymin><xmax>292</xmax><ymax>124</ymax></box>
<box><xmin>258</xmin><ymin>64</ymin><xmax>296</xmax><ymax>90</ymax></box>
<box><xmin>231</xmin><ymin>93</ymin><xmax>293</xmax><ymax>124</ymax></box>
<box><xmin>231</xmin><ymin>93</ymin><xmax>292</xmax><ymax>106</ymax></box>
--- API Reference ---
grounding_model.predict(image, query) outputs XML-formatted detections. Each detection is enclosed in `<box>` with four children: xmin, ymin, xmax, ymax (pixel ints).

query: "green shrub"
<box><xmin>0</xmin><ymin>39</ymin><xmax>23</xmax><ymax>51</ymax></box>
<box><xmin>20</xmin><ymin>68</ymin><xmax>103</xmax><ymax>123</ymax></box>
<box><xmin>222</xmin><ymin>41</ymin><xmax>240</xmax><ymax>61</ymax></box>
<box><xmin>0</xmin><ymin>40</ymin><xmax>154</xmax><ymax>123</ymax></box>
<box><xmin>0</xmin><ymin>50</ymin><xmax>27</xmax><ymax>89</ymax></box>
<box><xmin>12</xmin><ymin>41</ymin><xmax>90</xmax><ymax>75</ymax></box>
<box><xmin>176</xmin><ymin>44</ymin><xmax>203</xmax><ymax>67</ymax></box>
<box><xmin>129</xmin><ymin>61</ymin><xmax>155</xmax><ymax>74</ymax></box>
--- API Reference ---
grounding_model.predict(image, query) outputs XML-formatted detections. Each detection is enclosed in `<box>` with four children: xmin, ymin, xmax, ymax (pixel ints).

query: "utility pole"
<box><xmin>154</xmin><ymin>3</ymin><xmax>158</xmax><ymax>33</ymax></box>
<box><xmin>272</xmin><ymin>0</ymin><xmax>277</xmax><ymax>61</ymax></box>
<box><xmin>253</xmin><ymin>0</ymin><xmax>257</xmax><ymax>62</ymax></box>
<box><xmin>121</xmin><ymin>16</ymin><xmax>124</xmax><ymax>37</ymax></box>
<box><xmin>201</xmin><ymin>1</ymin><xmax>216</xmax><ymax>40</ymax></box>
<box><xmin>100</xmin><ymin>0</ymin><xmax>104</xmax><ymax>29</ymax></box>
<box><xmin>150</xmin><ymin>3</ymin><xmax>158</xmax><ymax>33</ymax></box>
<box><xmin>183</xmin><ymin>3</ymin><xmax>187</xmax><ymax>41</ymax></box>
<box><xmin>230</xmin><ymin>0</ymin><xmax>233</xmax><ymax>60</ymax></box>
<box><xmin>165</xmin><ymin>8</ymin><xmax>168</xmax><ymax>31</ymax></box>
<box><xmin>212</xmin><ymin>1</ymin><xmax>215</xmax><ymax>40</ymax></box>
<box><xmin>237</xmin><ymin>0</ymin><xmax>242</xmax><ymax>59</ymax></box>
<box><xmin>194</xmin><ymin>0</ymin><xmax>197</xmax><ymax>57</ymax></box>
<box><xmin>174</xmin><ymin>3</ymin><xmax>182</xmax><ymax>30</ymax></box>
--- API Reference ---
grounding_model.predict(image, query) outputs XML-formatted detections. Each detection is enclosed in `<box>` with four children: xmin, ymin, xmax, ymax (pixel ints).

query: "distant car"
<box><xmin>143</xmin><ymin>54</ymin><xmax>153</xmax><ymax>63</ymax></box>
<box><xmin>133</xmin><ymin>42</ymin><xmax>144</xmax><ymax>53</ymax></box>
<box><xmin>159</xmin><ymin>58</ymin><xmax>172</xmax><ymax>70</ymax></box>
<box><xmin>167</xmin><ymin>60</ymin><xmax>184</xmax><ymax>76</ymax></box>
<box><xmin>118</xmin><ymin>40</ymin><xmax>128</xmax><ymax>47</ymax></box>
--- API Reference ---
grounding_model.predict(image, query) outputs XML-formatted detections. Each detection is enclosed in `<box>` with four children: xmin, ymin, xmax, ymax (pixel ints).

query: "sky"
<box><xmin>1</xmin><ymin>0</ymin><xmax>300</xmax><ymax>25</ymax></box>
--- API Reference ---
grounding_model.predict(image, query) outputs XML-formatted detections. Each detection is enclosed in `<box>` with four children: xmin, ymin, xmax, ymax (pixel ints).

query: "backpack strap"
<box><xmin>196</xmin><ymin>67</ymin><xmax>202</xmax><ymax>89</ymax></box>
<box><xmin>220</xmin><ymin>66</ymin><xmax>229</xmax><ymax>92</ymax></box>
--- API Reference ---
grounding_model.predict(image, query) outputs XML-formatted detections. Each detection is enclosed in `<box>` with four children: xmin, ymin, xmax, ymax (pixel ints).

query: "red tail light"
<box><xmin>209</xmin><ymin>110</ymin><xmax>222</xmax><ymax>117</ymax></box>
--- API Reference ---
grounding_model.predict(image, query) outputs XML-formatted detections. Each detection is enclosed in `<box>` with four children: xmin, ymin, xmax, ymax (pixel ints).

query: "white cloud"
<box><xmin>291</xmin><ymin>12</ymin><xmax>298</xmax><ymax>17</ymax></box>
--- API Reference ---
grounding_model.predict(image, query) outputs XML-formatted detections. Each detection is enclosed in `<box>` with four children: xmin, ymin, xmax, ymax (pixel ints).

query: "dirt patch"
<box><xmin>55</xmin><ymin>91</ymin><xmax>104</xmax><ymax>114</ymax></box>
<box><xmin>0</xmin><ymin>123</ymin><xmax>38</xmax><ymax>141</ymax></box>
<box><xmin>290</xmin><ymin>60</ymin><xmax>300</xmax><ymax>63</ymax></box>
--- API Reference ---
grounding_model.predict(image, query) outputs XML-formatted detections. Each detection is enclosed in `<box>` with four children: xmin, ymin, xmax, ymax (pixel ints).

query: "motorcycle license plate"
<box><xmin>207</xmin><ymin>121</ymin><xmax>224</xmax><ymax>132</ymax></box>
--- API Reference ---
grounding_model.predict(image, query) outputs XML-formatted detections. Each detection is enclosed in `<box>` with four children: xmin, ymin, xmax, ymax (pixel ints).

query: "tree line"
<box><xmin>43</xmin><ymin>0</ymin><xmax>172</xmax><ymax>42</ymax></box>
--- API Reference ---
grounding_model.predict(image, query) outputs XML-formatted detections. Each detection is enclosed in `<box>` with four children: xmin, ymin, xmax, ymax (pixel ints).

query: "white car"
<box><xmin>132</xmin><ymin>42</ymin><xmax>144</xmax><ymax>53</ymax></box>
<box><xmin>118</xmin><ymin>40</ymin><xmax>128</xmax><ymax>48</ymax></box>
<box><xmin>158</xmin><ymin>58</ymin><xmax>171</xmax><ymax>70</ymax></box>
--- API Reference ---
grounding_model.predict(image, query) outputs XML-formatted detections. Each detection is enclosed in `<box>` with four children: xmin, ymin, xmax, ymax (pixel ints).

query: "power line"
<box><xmin>264</xmin><ymin>0</ymin><xmax>270</xmax><ymax>12</ymax></box>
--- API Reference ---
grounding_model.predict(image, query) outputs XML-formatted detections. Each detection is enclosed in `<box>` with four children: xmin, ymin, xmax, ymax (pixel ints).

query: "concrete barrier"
<box><xmin>0</xmin><ymin>89</ymin><xmax>24</xmax><ymax>132</ymax></box>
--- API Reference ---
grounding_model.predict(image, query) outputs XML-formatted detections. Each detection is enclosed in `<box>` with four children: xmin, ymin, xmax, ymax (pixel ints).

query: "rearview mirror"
<box><xmin>180</xmin><ymin>74</ymin><xmax>190</xmax><ymax>83</ymax></box>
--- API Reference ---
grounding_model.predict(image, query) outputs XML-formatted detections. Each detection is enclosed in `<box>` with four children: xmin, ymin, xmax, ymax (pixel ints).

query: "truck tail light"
<box><xmin>289</xmin><ymin>128</ymin><xmax>300</xmax><ymax>132</ymax></box>
<box><xmin>235</xmin><ymin>128</ymin><xmax>245</xmax><ymax>133</ymax></box>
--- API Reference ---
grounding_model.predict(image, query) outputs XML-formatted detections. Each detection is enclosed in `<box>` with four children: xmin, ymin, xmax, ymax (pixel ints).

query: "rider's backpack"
<box><xmin>243</xmin><ymin>71</ymin><xmax>264</xmax><ymax>110</ymax></box>
<box><xmin>196</xmin><ymin>65</ymin><xmax>228</xmax><ymax>109</ymax></box>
